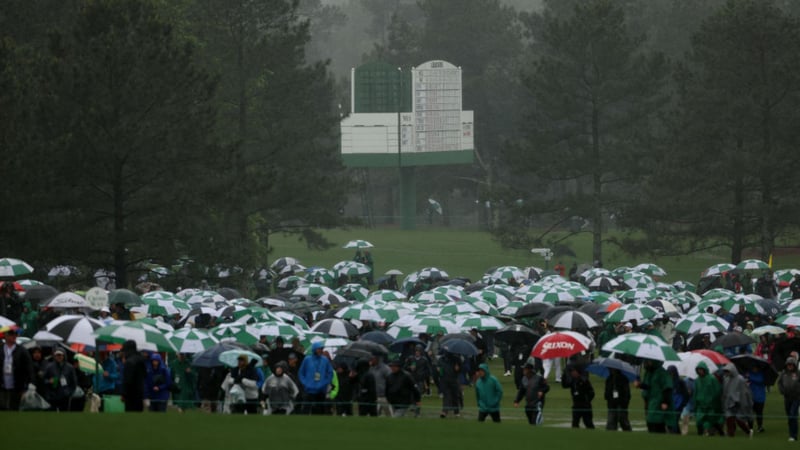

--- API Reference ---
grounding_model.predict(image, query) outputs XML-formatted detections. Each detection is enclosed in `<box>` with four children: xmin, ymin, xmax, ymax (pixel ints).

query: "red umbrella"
<box><xmin>690</xmin><ymin>349</ymin><xmax>731</xmax><ymax>365</ymax></box>
<box><xmin>531</xmin><ymin>331</ymin><xmax>593</xmax><ymax>360</ymax></box>
<box><xmin>1</xmin><ymin>281</ymin><xmax>24</xmax><ymax>292</ymax></box>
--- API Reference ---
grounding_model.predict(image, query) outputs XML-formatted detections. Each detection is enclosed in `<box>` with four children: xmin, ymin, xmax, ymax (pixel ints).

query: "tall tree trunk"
<box><xmin>759</xmin><ymin>103</ymin><xmax>774</xmax><ymax>261</ymax></box>
<box><xmin>591</xmin><ymin>102</ymin><xmax>603</xmax><ymax>264</ymax></box>
<box><xmin>731</xmin><ymin>173</ymin><xmax>744</xmax><ymax>263</ymax></box>
<box><xmin>113</xmin><ymin>160</ymin><xmax>127</xmax><ymax>288</ymax></box>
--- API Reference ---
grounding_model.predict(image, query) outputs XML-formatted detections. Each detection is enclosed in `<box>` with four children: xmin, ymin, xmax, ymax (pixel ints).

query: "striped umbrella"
<box><xmin>549</xmin><ymin>310</ymin><xmax>599</xmax><ymax>331</ymax></box>
<box><xmin>412</xmin><ymin>290</ymin><xmax>452</xmax><ymax>304</ymax></box>
<box><xmin>702</xmin><ymin>288</ymin><xmax>736</xmax><ymax>302</ymax></box>
<box><xmin>527</xmin><ymin>286</ymin><xmax>580</xmax><ymax>305</ymax></box>
<box><xmin>343</xmin><ymin>239</ymin><xmax>374</xmax><ymax>249</ymax></box>
<box><xmin>615</xmin><ymin>288</ymin><xmax>660</xmax><ymax>304</ymax></box>
<box><xmin>386</xmin><ymin>315</ymin><xmax>459</xmax><ymax>339</ymax></box>
<box><xmin>335</xmin><ymin>303</ymin><xmax>383</xmax><ymax>322</ymax></box>
<box><xmin>309</xmin><ymin>318</ymin><xmax>359</xmax><ymax>339</ymax></box>
<box><xmin>166</xmin><ymin>328</ymin><xmax>219</xmax><ymax>353</ymax></box>
<box><xmin>272</xmin><ymin>311</ymin><xmax>310</xmax><ymax>330</ymax></box>
<box><xmin>621</xmin><ymin>271</ymin><xmax>656</xmax><ymax>290</ymax></box>
<box><xmin>292</xmin><ymin>283</ymin><xmax>336</xmax><ymax>299</ymax></box>
<box><xmin>210</xmin><ymin>323</ymin><xmax>262</xmax><ymax>345</ymax></box>
<box><xmin>139</xmin><ymin>297</ymin><xmax>191</xmax><ymax>316</ymax></box>
<box><xmin>674</xmin><ymin>313</ymin><xmax>730</xmax><ymax>334</ymax></box>
<box><xmin>44</xmin><ymin>315</ymin><xmax>104</xmax><ymax>346</ymax></box>
<box><xmin>366</xmin><ymin>290</ymin><xmax>407</xmax><ymax>302</ymax></box>
<box><xmin>431</xmin><ymin>285</ymin><xmax>465</xmax><ymax>301</ymax></box>
<box><xmin>632</xmin><ymin>263</ymin><xmax>667</xmax><ymax>277</ymax></box>
<box><xmin>736</xmin><ymin>259</ymin><xmax>770</xmax><ymax>271</ymax></box>
<box><xmin>252</xmin><ymin>321</ymin><xmax>306</xmax><ymax>340</ymax></box>
<box><xmin>487</xmin><ymin>266</ymin><xmax>527</xmax><ymax>285</ymax></box>
<box><xmin>461</xmin><ymin>296</ymin><xmax>501</xmax><ymax>316</ymax></box>
<box><xmin>603</xmin><ymin>304</ymin><xmax>660</xmax><ymax>324</ymax></box>
<box><xmin>136</xmin><ymin>317</ymin><xmax>174</xmax><ymax>333</ymax></box>
<box><xmin>439</xmin><ymin>302</ymin><xmax>481</xmax><ymax>316</ymax></box>
<box><xmin>499</xmin><ymin>300</ymin><xmax>527</xmax><ymax>316</ymax></box>
<box><xmin>602</xmin><ymin>333</ymin><xmax>679</xmax><ymax>362</ymax></box>
<box><xmin>456</xmin><ymin>314</ymin><xmax>506</xmax><ymax>331</ymax></box>
<box><xmin>0</xmin><ymin>258</ymin><xmax>34</xmax><ymax>277</ymax></box>
<box><xmin>336</xmin><ymin>284</ymin><xmax>369</xmax><ymax>301</ymax></box>
<box><xmin>305</xmin><ymin>267</ymin><xmax>336</xmax><ymax>286</ymax></box>
<box><xmin>703</xmin><ymin>263</ymin><xmax>736</xmax><ymax>277</ymax></box>
<box><xmin>335</xmin><ymin>262</ymin><xmax>371</xmax><ymax>277</ymax></box>
<box><xmin>776</xmin><ymin>313</ymin><xmax>800</xmax><ymax>328</ymax></box>
<box><xmin>467</xmin><ymin>290</ymin><xmax>510</xmax><ymax>308</ymax></box>
<box><xmin>93</xmin><ymin>321</ymin><xmax>176</xmax><ymax>352</ymax></box>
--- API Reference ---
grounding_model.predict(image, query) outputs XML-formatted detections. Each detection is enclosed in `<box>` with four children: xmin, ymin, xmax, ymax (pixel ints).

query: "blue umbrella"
<box><xmin>440</xmin><ymin>338</ymin><xmax>479</xmax><ymax>357</ymax></box>
<box><xmin>389</xmin><ymin>337</ymin><xmax>425</xmax><ymax>353</ymax></box>
<box><xmin>587</xmin><ymin>357</ymin><xmax>638</xmax><ymax>381</ymax></box>
<box><xmin>360</xmin><ymin>330</ymin><xmax>394</xmax><ymax>346</ymax></box>
<box><xmin>191</xmin><ymin>342</ymin><xmax>249</xmax><ymax>368</ymax></box>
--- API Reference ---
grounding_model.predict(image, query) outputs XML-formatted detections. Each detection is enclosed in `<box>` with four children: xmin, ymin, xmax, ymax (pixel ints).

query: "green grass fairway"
<box><xmin>268</xmin><ymin>228</ymin><xmax>800</xmax><ymax>283</ymax></box>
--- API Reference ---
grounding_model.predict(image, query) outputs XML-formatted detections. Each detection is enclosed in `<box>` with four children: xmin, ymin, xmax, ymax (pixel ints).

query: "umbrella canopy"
<box><xmin>548</xmin><ymin>310</ymin><xmax>599</xmax><ymax>331</ymax></box>
<box><xmin>219</xmin><ymin>349</ymin><xmax>263</xmax><ymax>367</ymax></box>
<box><xmin>703</xmin><ymin>263</ymin><xmax>736</xmax><ymax>277</ymax></box>
<box><xmin>166</xmin><ymin>328</ymin><xmax>219</xmax><ymax>354</ymax></box>
<box><xmin>385</xmin><ymin>269</ymin><xmax>404</xmax><ymax>276</ymax></box>
<box><xmin>336</xmin><ymin>262</ymin><xmax>371</xmax><ymax>278</ymax></box>
<box><xmin>494</xmin><ymin>324</ymin><xmax>540</xmax><ymax>346</ymax></box>
<box><xmin>604</xmin><ymin>304</ymin><xmax>660</xmax><ymax>324</ymax></box>
<box><xmin>336</xmin><ymin>284</ymin><xmax>369</xmax><ymax>301</ymax></box>
<box><xmin>21</xmin><ymin>284</ymin><xmax>59</xmax><ymax>305</ymax></box>
<box><xmin>310</xmin><ymin>318</ymin><xmax>358</xmax><ymax>339</ymax></box>
<box><xmin>367</xmin><ymin>290</ymin><xmax>406</xmax><ymax>302</ymax></box>
<box><xmin>270</xmin><ymin>257</ymin><xmax>301</xmax><ymax>272</ymax></box>
<box><xmin>689</xmin><ymin>349</ymin><xmax>731</xmax><ymax>365</ymax></box>
<box><xmin>359</xmin><ymin>330</ymin><xmax>394</xmax><ymax>345</ymax></box>
<box><xmin>46</xmin><ymin>292</ymin><xmax>92</xmax><ymax>309</ymax></box>
<box><xmin>44</xmin><ymin>315</ymin><xmax>105</xmax><ymax>346</ymax></box>
<box><xmin>663</xmin><ymin>351</ymin><xmax>724</xmax><ymax>379</ymax></box>
<box><xmin>108</xmin><ymin>289</ymin><xmax>142</xmax><ymax>306</ymax></box>
<box><xmin>341</xmin><ymin>340</ymin><xmax>389</xmax><ymax>357</ymax></box>
<box><xmin>736</xmin><ymin>259</ymin><xmax>770</xmax><ymax>271</ymax></box>
<box><xmin>292</xmin><ymin>284</ymin><xmax>336</xmax><ymax>300</ymax></box>
<box><xmin>343</xmin><ymin>240</ymin><xmax>374</xmax><ymax>249</ymax></box>
<box><xmin>632</xmin><ymin>263</ymin><xmax>667</xmax><ymax>278</ymax></box>
<box><xmin>587</xmin><ymin>357</ymin><xmax>638</xmax><ymax>381</ymax></box>
<box><xmin>531</xmin><ymin>331</ymin><xmax>593</xmax><ymax>360</ymax></box>
<box><xmin>674</xmin><ymin>313</ymin><xmax>730</xmax><ymax>334</ymax></box>
<box><xmin>440</xmin><ymin>338</ymin><xmax>479</xmax><ymax>357</ymax></box>
<box><xmin>775</xmin><ymin>313</ymin><xmax>800</xmax><ymax>328</ymax></box>
<box><xmin>456</xmin><ymin>314</ymin><xmax>506</xmax><ymax>332</ymax></box>
<box><xmin>0</xmin><ymin>258</ymin><xmax>34</xmax><ymax>277</ymax></box>
<box><xmin>191</xmin><ymin>342</ymin><xmax>250</xmax><ymax>367</ymax></box>
<box><xmin>514</xmin><ymin>302</ymin><xmax>553</xmax><ymax>319</ymax></box>
<box><xmin>713</xmin><ymin>331</ymin><xmax>756</xmax><ymax>349</ymax></box>
<box><xmin>751</xmin><ymin>325</ymin><xmax>786</xmax><ymax>338</ymax></box>
<box><xmin>210</xmin><ymin>323</ymin><xmax>262</xmax><ymax>345</ymax></box>
<box><xmin>729</xmin><ymin>354</ymin><xmax>778</xmax><ymax>385</ymax></box>
<box><xmin>602</xmin><ymin>333</ymin><xmax>679</xmax><ymax>362</ymax></box>
<box><xmin>94</xmin><ymin>321</ymin><xmax>176</xmax><ymax>352</ymax></box>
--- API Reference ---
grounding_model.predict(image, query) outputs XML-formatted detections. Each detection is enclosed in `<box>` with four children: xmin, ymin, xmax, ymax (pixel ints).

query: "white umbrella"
<box><xmin>46</xmin><ymin>292</ymin><xmax>93</xmax><ymax>309</ymax></box>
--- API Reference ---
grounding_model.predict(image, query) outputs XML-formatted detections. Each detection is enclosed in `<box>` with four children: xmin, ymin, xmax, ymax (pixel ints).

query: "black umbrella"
<box><xmin>192</xmin><ymin>342</ymin><xmax>249</xmax><ymax>368</ymax></box>
<box><xmin>22</xmin><ymin>284</ymin><xmax>59</xmax><ymax>306</ymax></box>
<box><xmin>389</xmin><ymin>337</ymin><xmax>425</xmax><ymax>353</ymax></box>
<box><xmin>440</xmin><ymin>333</ymin><xmax>475</xmax><ymax>344</ymax></box>
<box><xmin>514</xmin><ymin>302</ymin><xmax>553</xmax><ymax>319</ymax></box>
<box><xmin>757</xmin><ymin>298</ymin><xmax>783</xmax><ymax>318</ymax></box>
<box><xmin>714</xmin><ymin>331</ymin><xmax>756</xmax><ymax>349</ymax></box>
<box><xmin>344</xmin><ymin>340</ymin><xmax>388</xmax><ymax>357</ymax></box>
<box><xmin>587</xmin><ymin>357</ymin><xmax>638</xmax><ymax>381</ymax></box>
<box><xmin>440</xmin><ymin>338</ymin><xmax>479</xmax><ymax>357</ymax></box>
<box><xmin>360</xmin><ymin>330</ymin><xmax>393</xmax><ymax>346</ymax></box>
<box><xmin>730</xmin><ymin>354</ymin><xmax>778</xmax><ymax>386</ymax></box>
<box><xmin>543</xmin><ymin>305</ymin><xmax>575</xmax><ymax>320</ymax></box>
<box><xmin>549</xmin><ymin>310</ymin><xmax>599</xmax><ymax>331</ymax></box>
<box><xmin>578</xmin><ymin>302</ymin><xmax>604</xmax><ymax>319</ymax></box>
<box><xmin>494</xmin><ymin>324</ymin><xmax>539</xmax><ymax>346</ymax></box>
<box><xmin>217</xmin><ymin>287</ymin><xmax>241</xmax><ymax>300</ymax></box>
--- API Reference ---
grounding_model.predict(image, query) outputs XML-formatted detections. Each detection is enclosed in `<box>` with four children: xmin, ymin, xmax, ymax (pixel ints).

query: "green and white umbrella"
<box><xmin>210</xmin><ymin>323</ymin><xmax>261</xmax><ymax>345</ymax></box>
<box><xmin>482</xmin><ymin>284</ymin><xmax>517</xmax><ymax>301</ymax></box>
<box><xmin>335</xmin><ymin>262</ymin><xmax>371</xmax><ymax>277</ymax></box>
<box><xmin>736</xmin><ymin>259</ymin><xmax>770</xmax><ymax>271</ymax></box>
<box><xmin>252</xmin><ymin>321</ymin><xmax>306</xmax><ymax>340</ymax></box>
<box><xmin>17</xmin><ymin>279</ymin><xmax>44</xmax><ymax>288</ymax></box>
<box><xmin>0</xmin><ymin>258</ymin><xmax>34</xmax><ymax>277</ymax></box>
<box><xmin>336</xmin><ymin>284</ymin><xmax>369</xmax><ymax>301</ymax></box>
<box><xmin>621</xmin><ymin>271</ymin><xmax>656</xmax><ymax>290</ymax></box>
<box><xmin>604</xmin><ymin>304</ymin><xmax>660</xmax><ymax>324</ymax></box>
<box><xmin>703</xmin><ymin>263</ymin><xmax>736</xmax><ymax>277</ymax></box>
<box><xmin>219</xmin><ymin>349</ymin><xmax>263</xmax><ymax>367</ymax></box>
<box><xmin>233</xmin><ymin>306</ymin><xmax>281</xmax><ymax>324</ymax></box>
<box><xmin>527</xmin><ymin>286</ymin><xmax>580</xmax><ymax>305</ymax></box>
<box><xmin>701</xmin><ymin>288</ymin><xmax>736</xmax><ymax>302</ymax></box>
<box><xmin>776</xmin><ymin>313</ymin><xmax>800</xmax><ymax>328</ymax></box>
<box><xmin>335</xmin><ymin>303</ymin><xmax>383</xmax><ymax>322</ymax></box>
<box><xmin>672</xmin><ymin>280</ymin><xmax>696</xmax><ymax>293</ymax></box>
<box><xmin>439</xmin><ymin>302</ymin><xmax>481</xmax><ymax>316</ymax></box>
<box><xmin>136</xmin><ymin>317</ymin><xmax>175</xmax><ymax>333</ymax></box>
<box><xmin>632</xmin><ymin>263</ymin><xmax>667</xmax><ymax>277</ymax></box>
<box><xmin>487</xmin><ymin>266</ymin><xmax>527</xmax><ymax>285</ymax></box>
<box><xmin>305</xmin><ymin>268</ymin><xmax>336</xmax><ymax>286</ymax></box>
<box><xmin>94</xmin><ymin>321</ymin><xmax>176</xmax><ymax>352</ymax></box>
<box><xmin>166</xmin><ymin>328</ymin><xmax>219</xmax><ymax>353</ymax></box>
<box><xmin>277</xmin><ymin>275</ymin><xmax>306</xmax><ymax>290</ymax></box>
<box><xmin>367</xmin><ymin>290</ymin><xmax>407</xmax><ymax>302</ymax></box>
<box><xmin>292</xmin><ymin>283</ymin><xmax>336</xmax><ymax>299</ymax></box>
<box><xmin>456</xmin><ymin>314</ymin><xmax>506</xmax><ymax>331</ymax></box>
<box><xmin>412</xmin><ymin>290</ymin><xmax>452</xmax><ymax>304</ymax></box>
<box><xmin>431</xmin><ymin>285</ymin><xmax>465</xmax><ymax>301</ymax></box>
<box><xmin>674</xmin><ymin>313</ymin><xmax>730</xmax><ymax>334</ymax></box>
<box><xmin>461</xmin><ymin>296</ymin><xmax>501</xmax><ymax>316</ymax></box>
<box><xmin>343</xmin><ymin>240</ymin><xmax>374</xmax><ymax>249</ymax></box>
<box><xmin>387</xmin><ymin>315</ymin><xmax>459</xmax><ymax>338</ymax></box>
<box><xmin>580</xmin><ymin>267</ymin><xmax>613</xmax><ymax>281</ymax></box>
<box><xmin>719</xmin><ymin>294</ymin><xmax>765</xmax><ymax>315</ymax></box>
<box><xmin>140</xmin><ymin>297</ymin><xmax>191</xmax><ymax>317</ymax></box>
<box><xmin>466</xmin><ymin>290</ymin><xmax>510</xmax><ymax>308</ymax></box>
<box><xmin>499</xmin><ymin>300</ymin><xmax>527</xmax><ymax>316</ymax></box>
<box><xmin>775</xmin><ymin>269</ymin><xmax>800</xmax><ymax>284</ymax></box>
<box><xmin>273</xmin><ymin>311</ymin><xmax>310</xmax><ymax>330</ymax></box>
<box><xmin>602</xmin><ymin>333</ymin><xmax>679</xmax><ymax>362</ymax></box>
<box><xmin>615</xmin><ymin>288</ymin><xmax>660</xmax><ymax>304</ymax></box>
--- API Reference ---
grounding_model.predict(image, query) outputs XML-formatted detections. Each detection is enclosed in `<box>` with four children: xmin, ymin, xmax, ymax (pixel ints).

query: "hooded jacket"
<box><xmin>298</xmin><ymin>342</ymin><xmax>333</xmax><ymax>394</ymax></box>
<box><xmin>262</xmin><ymin>362</ymin><xmax>299</xmax><ymax>413</ymax></box>
<box><xmin>721</xmin><ymin>363</ymin><xmax>752</xmax><ymax>417</ymax></box>
<box><xmin>639</xmin><ymin>360</ymin><xmax>672</xmax><ymax>425</ymax></box>
<box><xmin>779</xmin><ymin>357</ymin><xmax>800</xmax><ymax>401</ymax></box>
<box><xmin>475</xmin><ymin>363</ymin><xmax>503</xmax><ymax>412</ymax></box>
<box><xmin>145</xmin><ymin>353</ymin><xmax>172</xmax><ymax>402</ymax></box>
<box><xmin>221</xmin><ymin>359</ymin><xmax>259</xmax><ymax>400</ymax></box>
<box><xmin>121</xmin><ymin>340</ymin><xmax>147</xmax><ymax>411</ymax></box>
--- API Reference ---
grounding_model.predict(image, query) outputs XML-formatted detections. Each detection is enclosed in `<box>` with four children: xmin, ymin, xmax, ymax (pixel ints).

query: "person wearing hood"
<box><xmin>368</xmin><ymin>353</ymin><xmax>392</xmax><ymax>417</ymax></box>
<box><xmin>121</xmin><ymin>340</ymin><xmax>147</xmax><ymax>412</ymax></box>
<box><xmin>475</xmin><ymin>362</ymin><xmax>503</xmax><ymax>422</ymax></box>
<box><xmin>298</xmin><ymin>341</ymin><xmax>333</xmax><ymax>415</ymax></box>
<box><xmin>744</xmin><ymin>363</ymin><xmax>767</xmax><ymax>433</ymax></box>
<box><xmin>386</xmin><ymin>359</ymin><xmax>421</xmax><ymax>417</ymax></box>
<box><xmin>562</xmin><ymin>363</ymin><xmax>595</xmax><ymax>428</ymax></box>
<box><xmin>634</xmin><ymin>359</ymin><xmax>673</xmax><ymax>433</ymax></box>
<box><xmin>604</xmin><ymin>367</ymin><xmax>632</xmax><ymax>431</ymax></box>
<box><xmin>514</xmin><ymin>362</ymin><xmax>550</xmax><ymax>425</ymax></box>
<box><xmin>221</xmin><ymin>354</ymin><xmax>259</xmax><ymax>414</ymax></box>
<box><xmin>692</xmin><ymin>361</ymin><xmax>724</xmax><ymax>436</ymax></box>
<box><xmin>145</xmin><ymin>353</ymin><xmax>172</xmax><ymax>412</ymax></box>
<box><xmin>170</xmin><ymin>353</ymin><xmax>197</xmax><ymax>411</ymax></box>
<box><xmin>262</xmin><ymin>361</ymin><xmax>299</xmax><ymax>415</ymax></box>
<box><xmin>721</xmin><ymin>363</ymin><xmax>753</xmax><ymax>437</ymax></box>
<box><xmin>779</xmin><ymin>356</ymin><xmax>800</xmax><ymax>441</ymax></box>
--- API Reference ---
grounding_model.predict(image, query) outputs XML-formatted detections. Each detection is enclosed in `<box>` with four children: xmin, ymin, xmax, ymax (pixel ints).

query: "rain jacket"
<box><xmin>386</xmin><ymin>367</ymin><xmax>420</xmax><ymax>408</ymax></box>
<box><xmin>721</xmin><ymin>363</ymin><xmax>753</xmax><ymax>419</ymax></box>
<box><xmin>221</xmin><ymin>362</ymin><xmax>259</xmax><ymax>400</ymax></box>
<box><xmin>170</xmin><ymin>356</ymin><xmax>197</xmax><ymax>409</ymax></box>
<box><xmin>692</xmin><ymin>362</ymin><xmax>722</xmax><ymax>429</ymax></box>
<box><xmin>43</xmin><ymin>358</ymin><xmax>77</xmax><ymax>403</ymax></box>
<box><xmin>298</xmin><ymin>342</ymin><xmax>333</xmax><ymax>395</ymax></box>
<box><xmin>145</xmin><ymin>353</ymin><xmax>172</xmax><ymax>402</ymax></box>
<box><xmin>93</xmin><ymin>355</ymin><xmax>118</xmax><ymax>394</ymax></box>
<box><xmin>778</xmin><ymin>358</ymin><xmax>800</xmax><ymax>401</ymax></box>
<box><xmin>475</xmin><ymin>363</ymin><xmax>503</xmax><ymax>413</ymax></box>
<box><xmin>262</xmin><ymin>363</ymin><xmax>299</xmax><ymax>414</ymax></box>
<box><xmin>516</xmin><ymin>371</ymin><xmax>550</xmax><ymax>409</ymax></box>
<box><xmin>745</xmin><ymin>368</ymin><xmax>766</xmax><ymax>404</ymax></box>
<box><xmin>639</xmin><ymin>361</ymin><xmax>673</xmax><ymax>425</ymax></box>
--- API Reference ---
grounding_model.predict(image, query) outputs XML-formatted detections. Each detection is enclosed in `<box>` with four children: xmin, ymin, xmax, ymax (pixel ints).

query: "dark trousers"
<box><xmin>335</xmin><ymin>401</ymin><xmax>353</xmax><ymax>416</ymax></box>
<box><xmin>524</xmin><ymin>407</ymin><xmax>543</xmax><ymax>425</ymax></box>
<box><xmin>725</xmin><ymin>416</ymin><xmax>751</xmax><ymax>436</ymax></box>
<box><xmin>572</xmin><ymin>404</ymin><xmax>595</xmax><ymax>428</ymax></box>
<box><xmin>0</xmin><ymin>389</ymin><xmax>22</xmax><ymax>411</ymax></box>
<box><xmin>786</xmin><ymin>398</ymin><xmax>799</xmax><ymax>440</ymax></box>
<box><xmin>231</xmin><ymin>400</ymin><xmax>257</xmax><ymax>414</ymax></box>
<box><xmin>358</xmin><ymin>402</ymin><xmax>377</xmax><ymax>416</ymax></box>
<box><xmin>149</xmin><ymin>398</ymin><xmax>168</xmax><ymax>412</ymax></box>
<box><xmin>751</xmin><ymin>402</ymin><xmax>764</xmax><ymax>429</ymax></box>
<box><xmin>303</xmin><ymin>392</ymin><xmax>327</xmax><ymax>415</ymax></box>
<box><xmin>478</xmin><ymin>410</ymin><xmax>501</xmax><ymax>423</ymax></box>
<box><xmin>647</xmin><ymin>422</ymin><xmax>666</xmax><ymax>433</ymax></box>
<box><xmin>606</xmin><ymin>402</ymin><xmax>632</xmax><ymax>431</ymax></box>
<box><xmin>441</xmin><ymin>383</ymin><xmax>460</xmax><ymax>414</ymax></box>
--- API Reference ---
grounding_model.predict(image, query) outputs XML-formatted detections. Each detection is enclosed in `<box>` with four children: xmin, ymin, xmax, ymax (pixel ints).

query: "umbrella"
<box><xmin>689</xmin><ymin>349</ymin><xmax>731</xmax><ymax>365</ymax></box>
<box><xmin>416</xmin><ymin>267</ymin><xmax>449</xmax><ymax>282</ymax></box>
<box><xmin>343</xmin><ymin>240</ymin><xmax>374</xmax><ymax>249</ymax></box>
<box><xmin>217</xmin><ymin>287</ymin><xmax>242</xmax><ymax>300</ymax></box>
<box><xmin>75</xmin><ymin>353</ymin><xmax>98</xmax><ymax>374</ymax></box>
<box><xmin>336</xmin><ymin>262</ymin><xmax>371</xmax><ymax>278</ymax></box>
<box><xmin>44</xmin><ymin>315</ymin><xmax>105</xmax><ymax>346</ymax></box>
<box><xmin>632</xmin><ymin>263</ymin><xmax>667</xmax><ymax>277</ymax></box>
<box><xmin>310</xmin><ymin>318</ymin><xmax>358</xmax><ymax>339</ymax></box>
<box><xmin>736</xmin><ymin>259</ymin><xmax>770</xmax><ymax>271</ymax></box>
<box><xmin>0</xmin><ymin>258</ymin><xmax>34</xmax><ymax>277</ymax></box>
<box><xmin>367</xmin><ymin>290</ymin><xmax>406</xmax><ymax>302</ymax></box>
<box><xmin>587</xmin><ymin>276</ymin><xmax>619</xmax><ymax>292</ymax></box>
<box><xmin>166</xmin><ymin>328</ymin><xmax>219</xmax><ymax>354</ymax></box>
<box><xmin>487</xmin><ymin>266</ymin><xmax>527</xmax><ymax>285</ymax></box>
<box><xmin>341</xmin><ymin>340</ymin><xmax>388</xmax><ymax>357</ymax></box>
<box><xmin>674</xmin><ymin>313</ymin><xmax>730</xmax><ymax>334</ymax></box>
<box><xmin>494</xmin><ymin>324</ymin><xmax>539</xmax><ymax>346</ymax></box>
<box><xmin>531</xmin><ymin>331</ymin><xmax>593</xmax><ymax>360</ymax></box>
<box><xmin>602</xmin><ymin>333</ymin><xmax>679</xmax><ymax>362</ymax></box>
<box><xmin>108</xmin><ymin>289</ymin><xmax>142</xmax><ymax>306</ymax></box>
<box><xmin>191</xmin><ymin>341</ymin><xmax>250</xmax><ymax>367</ymax></box>
<box><xmin>549</xmin><ymin>311</ymin><xmax>599</xmax><ymax>331</ymax></box>
<box><xmin>270</xmin><ymin>257</ymin><xmax>300</xmax><ymax>272</ymax></box>
<box><xmin>359</xmin><ymin>330</ymin><xmax>394</xmax><ymax>345</ymax></box>
<box><xmin>587</xmin><ymin>357</ymin><xmax>638</xmax><ymax>381</ymax></box>
<box><xmin>427</xmin><ymin>198</ymin><xmax>443</xmax><ymax>215</ymax></box>
<box><xmin>703</xmin><ymin>263</ymin><xmax>736</xmax><ymax>277</ymax></box>
<box><xmin>388</xmin><ymin>337</ymin><xmax>425</xmax><ymax>353</ymax></box>
<box><xmin>776</xmin><ymin>313</ymin><xmax>800</xmax><ymax>328</ymax></box>
<box><xmin>292</xmin><ymin>284</ymin><xmax>336</xmax><ymax>300</ymax></box>
<box><xmin>94</xmin><ymin>321</ymin><xmax>176</xmax><ymax>352</ymax></box>
<box><xmin>440</xmin><ymin>338</ymin><xmax>479</xmax><ymax>357</ymax></box>
<box><xmin>277</xmin><ymin>275</ymin><xmax>306</xmax><ymax>290</ymax></box>
<box><xmin>713</xmin><ymin>331</ymin><xmax>756</xmax><ymax>349</ymax></box>
<box><xmin>136</xmin><ymin>317</ymin><xmax>174</xmax><ymax>333</ymax></box>
<box><xmin>385</xmin><ymin>269</ymin><xmax>403</xmax><ymax>276</ymax></box>
<box><xmin>751</xmin><ymin>325</ymin><xmax>785</xmax><ymax>338</ymax></box>
<box><xmin>210</xmin><ymin>323</ymin><xmax>262</xmax><ymax>345</ymax></box>
<box><xmin>336</xmin><ymin>284</ymin><xmax>369</xmax><ymax>301</ymax></box>
<box><xmin>456</xmin><ymin>314</ymin><xmax>506</xmax><ymax>332</ymax></box>
<box><xmin>729</xmin><ymin>354</ymin><xmax>778</xmax><ymax>385</ymax></box>
<box><xmin>663</xmin><ymin>351</ymin><xmax>723</xmax><ymax>379</ymax></box>
<box><xmin>219</xmin><ymin>349</ymin><xmax>263</xmax><ymax>367</ymax></box>
<box><xmin>514</xmin><ymin>302</ymin><xmax>553</xmax><ymax>319</ymax></box>
<box><xmin>21</xmin><ymin>284</ymin><xmax>59</xmax><ymax>305</ymax></box>
<box><xmin>46</xmin><ymin>292</ymin><xmax>92</xmax><ymax>309</ymax></box>
<box><xmin>603</xmin><ymin>304</ymin><xmax>660</xmax><ymax>324</ymax></box>
<box><xmin>646</xmin><ymin>299</ymin><xmax>680</xmax><ymax>317</ymax></box>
